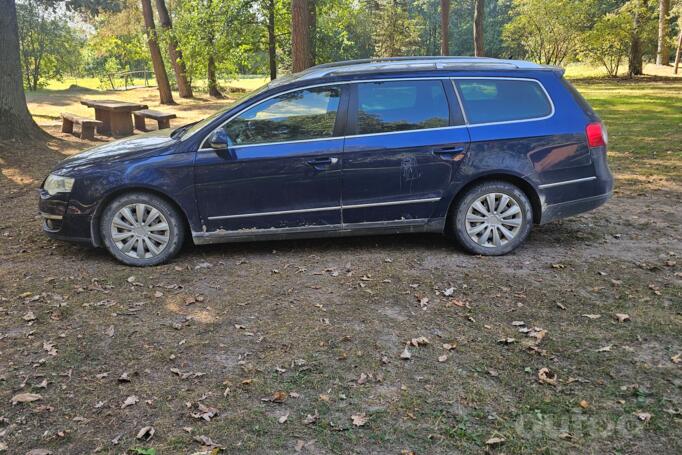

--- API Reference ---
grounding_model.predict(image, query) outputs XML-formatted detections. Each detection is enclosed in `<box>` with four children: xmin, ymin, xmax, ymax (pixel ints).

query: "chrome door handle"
<box><xmin>306</xmin><ymin>157</ymin><xmax>338</xmax><ymax>169</ymax></box>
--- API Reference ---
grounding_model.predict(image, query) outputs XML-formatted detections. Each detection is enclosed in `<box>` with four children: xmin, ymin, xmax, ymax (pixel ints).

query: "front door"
<box><xmin>194</xmin><ymin>85</ymin><xmax>346</xmax><ymax>233</ymax></box>
<box><xmin>342</xmin><ymin>79</ymin><xmax>469</xmax><ymax>225</ymax></box>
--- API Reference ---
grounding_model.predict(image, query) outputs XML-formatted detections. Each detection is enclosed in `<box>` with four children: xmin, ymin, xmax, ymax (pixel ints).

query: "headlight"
<box><xmin>43</xmin><ymin>174</ymin><xmax>75</xmax><ymax>196</ymax></box>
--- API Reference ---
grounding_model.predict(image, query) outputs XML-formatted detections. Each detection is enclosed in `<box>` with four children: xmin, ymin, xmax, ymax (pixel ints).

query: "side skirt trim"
<box><xmin>192</xmin><ymin>218</ymin><xmax>445</xmax><ymax>245</ymax></box>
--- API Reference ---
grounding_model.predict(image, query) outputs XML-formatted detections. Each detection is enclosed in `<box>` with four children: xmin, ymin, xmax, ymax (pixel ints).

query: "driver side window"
<box><xmin>223</xmin><ymin>86</ymin><xmax>341</xmax><ymax>146</ymax></box>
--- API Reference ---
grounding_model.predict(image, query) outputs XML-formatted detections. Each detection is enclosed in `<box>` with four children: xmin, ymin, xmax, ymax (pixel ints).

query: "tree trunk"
<box><xmin>656</xmin><ymin>0</ymin><xmax>670</xmax><ymax>65</ymax></box>
<box><xmin>308</xmin><ymin>0</ymin><xmax>316</xmax><ymax>67</ymax></box>
<box><xmin>155</xmin><ymin>0</ymin><xmax>193</xmax><ymax>98</ymax></box>
<box><xmin>141</xmin><ymin>0</ymin><xmax>174</xmax><ymax>105</ymax></box>
<box><xmin>0</xmin><ymin>0</ymin><xmax>45</xmax><ymax>141</ymax></box>
<box><xmin>207</xmin><ymin>54</ymin><xmax>223</xmax><ymax>98</ymax></box>
<box><xmin>267</xmin><ymin>0</ymin><xmax>277</xmax><ymax>80</ymax></box>
<box><xmin>291</xmin><ymin>0</ymin><xmax>311</xmax><ymax>72</ymax></box>
<box><xmin>440</xmin><ymin>0</ymin><xmax>450</xmax><ymax>56</ymax></box>
<box><xmin>473</xmin><ymin>0</ymin><xmax>485</xmax><ymax>57</ymax></box>
<box><xmin>629</xmin><ymin>8</ymin><xmax>644</xmax><ymax>77</ymax></box>
<box><xmin>674</xmin><ymin>31</ymin><xmax>682</xmax><ymax>74</ymax></box>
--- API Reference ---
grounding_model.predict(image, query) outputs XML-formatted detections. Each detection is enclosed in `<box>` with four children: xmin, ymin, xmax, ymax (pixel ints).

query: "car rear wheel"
<box><xmin>100</xmin><ymin>192</ymin><xmax>185</xmax><ymax>266</ymax></box>
<box><xmin>451</xmin><ymin>181</ymin><xmax>533</xmax><ymax>256</ymax></box>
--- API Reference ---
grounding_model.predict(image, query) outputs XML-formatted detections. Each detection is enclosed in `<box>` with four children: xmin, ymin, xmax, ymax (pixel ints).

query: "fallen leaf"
<box><xmin>194</xmin><ymin>434</ymin><xmax>221</xmax><ymax>448</ymax></box>
<box><xmin>136</xmin><ymin>426</ymin><xmax>155</xmax><ymax>441</ymax></box>
<box><xmin>121</xmin><ymin>395</ymin><xmax>139</xmax><ymax>409</ymax></box>
<box><xmin>497</xmin><ymin>337</ymin><xmax>515</xmax><ymax>344</ymax></box>
<box><xmin>538</xmin><ymin>368</ymin><xmax>557</xmax><ymax>386</ymax></box>
<box><xmin>278</xmin><ymin>412</ymin><xmax>289</xmax><ymax>424</ymax></box>
<box><xmin>615</xmin><ymin>313</ymin><xmax>630</xmax><ymax>323</ymax></box>
<box><xmin>105</xmin><ymin>325</ymin><xmax>115</xmax><ymax>337</ymax></box>
<box><xmin>11</xmin><ymin>393</ymin><xmax>42</xmax><ymax>405</ymax></box>
<box><xmin>672</xmin><ymin>353</ymin><xmax>681</xmax><ymax>364</ymax></box>
<box><xmin>442</xmin><ymin>343</ymin><xmax>457</xmax><ymax>351</ymax></box>
<box><xmin>351</xmin><ymin>413</ymin><xmax>368</xmax><ymax>427</ymax></box>
<box><xmin>579</xmin><ymin>400</ymin><xmax>589</xmax><ymax>409</ymax></box>
<box><xmin>438</xmin><ymin>354</ymin><xmax>448</xmax><ymax>363</ymax></box>
<box><xmin>262</xmin><ymin>391</ymin><xmax>287</xmax><ymax>403</ymax></box>
<box><xmin>633</xmin><ymin>411</ymin><xmax>652</xmax><ymax>422</ymax></box>
<box><xmin>400</xmin><ymin>345</ymin><xmax>412</xmax><ymax>360</ymax></box>
<box><xmin>485</xmin><ymin>436</ymin><xmax>506</xmax><ymax>445</ymax></box>
<box><xmin>582</xmin><ymin>314</ymin><xmax>601</xmax><ymax>320</ymax></box>
<box><xmin>23</xmin><ymin>311</ymin><xmax>36</xmax><ymax>321</ymax></box>
<box><xmin>26</xmin><ymin>450</ymin><xmax>52</xmax><ymax>455</ymax></box>
<box><xmin>410</xmin><ymin>336</ymin><xmax>429</xmax><ymax>346</ymax></box>
<box><xmin>596</xmin><ymin>345</ymin><xmax>613</xmax><ymax>352</ymax></box>
<box><xmin>303</xmin><ymin>410</ymin><xmax>319</xmax><ymax>425</ymax></box>
<box><xmin>43</xmin><ymin>341</ymin><xmax>57</xmax><ymax>356</ymax></box>
<box><xmin>191</xmin><ymin>403</ymin><xmax>219</xmax><ymax>421</ymax></box>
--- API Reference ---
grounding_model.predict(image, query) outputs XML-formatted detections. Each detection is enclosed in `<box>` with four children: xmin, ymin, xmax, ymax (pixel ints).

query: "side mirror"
<box><xmin>208</xmin><ymin>129</ymin><xmax>229</xmax><ymax>150</ymax></box>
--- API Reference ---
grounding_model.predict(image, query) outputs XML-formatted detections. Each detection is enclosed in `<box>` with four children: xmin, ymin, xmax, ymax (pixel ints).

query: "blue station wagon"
<box><xmin>39</xmin><ymin>57</ymin><xmax>613</xmax><ymax>266</ymax></box>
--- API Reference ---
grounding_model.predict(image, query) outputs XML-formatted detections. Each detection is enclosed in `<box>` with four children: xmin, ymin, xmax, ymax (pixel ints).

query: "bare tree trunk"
<box><xmin>656</xmin><ymin>0</ymin><xmax>670</xmax><ymax>65</ymax></box>
<box><xmin>291</xmin><ymin>0</ymin><xmax>311</xmax><ymax>72</ymax></box>
<box><xmin>141</xmin><ymin>0</ymin><xmax>175</xmax><ymax>105</ymax></box>
<box><xmin>155</xmin><ymin>0</ymin><xmax>193</xmax><ymax>98</ymax></box>
<box><xmin>629</xmin><ymin>8</ymin><xmax>644</xmax><ymax>77</ymax></box>
<box><xmin>675</xmin><ymin>31</ymin><xmax>682</xmax><ymax>74</ymax></box>
<box><xmin>0</xmin><ymin>0</ymin><xmax>46</xmax><ymax>140</ymax></box>
<box><xmin>267</xmin><ymin>0</ymin><xmax>277</xmax><ymax>80</ymax></box>
<box><xmin>473</xmin><ymin>0</ymin><xmax>484</xmax><ymax>57</ymax></box>
<box><xmin>440</xmin><ymin>0</ymin><xmax>450</xmax><ymax>56</ymax></box>
<box><xmin>207</xmin><ymin>54</ymin><xmax>223</xmax><ymax>98</ymax></box>
<box><xmin>308</xmin><ymin>0</ymin><xmax>316</xmax><ymax>66</ymax></box>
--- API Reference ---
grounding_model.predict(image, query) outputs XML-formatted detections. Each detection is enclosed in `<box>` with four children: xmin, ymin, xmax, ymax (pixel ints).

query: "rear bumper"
<box><xmin>540</xmin><ymin>191</ymin><xmax>612</xmax><ymax>225</ymax></box>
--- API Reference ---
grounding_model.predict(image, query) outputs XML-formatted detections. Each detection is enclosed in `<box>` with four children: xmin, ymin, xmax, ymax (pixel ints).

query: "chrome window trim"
<box><xmin>538</xmin><ymin>176</ymin><xmax>597</xmax><ymax>189</ymax></box>
<box><xmin>451</xmin><ymin>77</ymin><xmax>556</xmax><ymax>127</ymax></box>
<box><xmin>199</xmin><ymin>76</ymin><xmax>555</xmax><ymax>151</ymax></box>
<box><xmin>206</xmin><ymin>196</ymin><xmax>441</xmax><ymax>221</ymax></box>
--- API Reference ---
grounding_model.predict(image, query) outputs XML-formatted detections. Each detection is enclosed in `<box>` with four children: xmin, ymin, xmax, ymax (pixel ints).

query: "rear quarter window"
<box><xmin>455</xmin><ymin>79</ymin><xmax>553</xmax><ymax>125</ymax></box>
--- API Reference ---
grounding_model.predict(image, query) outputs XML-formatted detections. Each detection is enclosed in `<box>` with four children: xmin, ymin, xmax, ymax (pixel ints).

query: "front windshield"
<box><xmin>179</xmin><ymin>82</ymin><xmax>272</xmax><ymax>140</ymax></box>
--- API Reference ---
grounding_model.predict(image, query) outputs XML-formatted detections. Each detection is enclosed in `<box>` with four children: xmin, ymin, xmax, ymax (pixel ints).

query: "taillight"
<box><xmin>586</xmin><ymin>122</ymin><xmax>607</xmax><ymax>148</ymax></box>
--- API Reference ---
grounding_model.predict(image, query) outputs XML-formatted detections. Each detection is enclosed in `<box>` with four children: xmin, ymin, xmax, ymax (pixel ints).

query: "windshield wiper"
<box><xmin>171</xmin><ymin>125</ymin><xmax>190</xmax><ymax>139</ymax></box>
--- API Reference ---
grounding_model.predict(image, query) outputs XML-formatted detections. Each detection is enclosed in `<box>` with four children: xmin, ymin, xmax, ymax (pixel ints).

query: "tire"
<box><xmin>450</xmin><ymin>181</ymin><xmax>533</xmax><ymax>256</ymax></box>
<box><xmin>100</xmin><ymin>192</ymin><xmax>185</xmax><ymax>266</ymax></box>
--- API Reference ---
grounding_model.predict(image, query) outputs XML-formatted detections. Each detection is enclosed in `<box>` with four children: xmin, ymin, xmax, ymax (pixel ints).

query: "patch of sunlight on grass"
<box><xmin>0</xmin><ymin>164</ymin><xmax>37</xmax><ymax>185</ymax></box>
<box><xmin>565</xmin><ymin>62</ymin><xmax>682</xmax><ymax>80</ymax></box>
<box><xmin>27</xmin><ymin>76</ymin><xmax>269</xmax><ymax>129</ymax></box>
<box><xmin>164</xmin><ymin>294</ymin><xmax>218</xmax><ymax>324</ymax></box>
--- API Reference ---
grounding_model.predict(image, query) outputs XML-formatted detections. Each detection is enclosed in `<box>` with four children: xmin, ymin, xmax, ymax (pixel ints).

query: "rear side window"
<box><xmin>455</xmin><ymin>79</ymin><xmax>552</xmax><ymax>125</ymax></box>
<box><xmin>355</xmin><ymin>80</ymin><xmax>450</xmax><ymax>134</ymax></box>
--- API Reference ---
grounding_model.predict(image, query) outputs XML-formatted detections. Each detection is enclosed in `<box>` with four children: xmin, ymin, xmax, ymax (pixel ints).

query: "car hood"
<box><xmin>57</xmin><ymin>129</ymin><xmax>178</xmax><ymax>171</ymax></box>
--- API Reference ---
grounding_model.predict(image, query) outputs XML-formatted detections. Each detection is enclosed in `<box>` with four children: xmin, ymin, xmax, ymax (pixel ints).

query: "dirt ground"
<box><xmin>1</xmin><ymin>110</ymin><xmax>681</xmax><ymax>453</ymax></box>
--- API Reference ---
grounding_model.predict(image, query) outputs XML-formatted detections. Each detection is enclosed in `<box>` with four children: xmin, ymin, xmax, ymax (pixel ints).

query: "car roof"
<box><xmin>270</xmin><ymin>57</ymin><xmax>561</xmax><ymax>87</ymax></box>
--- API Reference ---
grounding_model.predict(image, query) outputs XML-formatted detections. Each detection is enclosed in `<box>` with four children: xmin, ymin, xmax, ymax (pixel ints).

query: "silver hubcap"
<box><xmin>465</xmin><ymin>192</ymin><xmax>523</xmax><ymax>248</ymax></box>
<box><xmin>110</xmin><ymin>203</ymin><xmax>170</xmax><ymax>259</ymax></box>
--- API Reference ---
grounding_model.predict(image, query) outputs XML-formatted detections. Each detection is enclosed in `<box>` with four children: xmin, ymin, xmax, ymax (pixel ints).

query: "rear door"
<box><xmin>194</xmin><ymin>85</ymin><xmax>347</xmax><ymax>232</ymax></box>
<box><xmin>341</xmin><ymin>79</ymin><xmax>469</xmax><ymax>226</ymax></box>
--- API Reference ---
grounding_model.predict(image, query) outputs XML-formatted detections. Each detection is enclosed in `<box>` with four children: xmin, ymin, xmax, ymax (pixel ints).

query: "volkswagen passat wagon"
<box><xmin>39</xmin><ymin>57</ymin><xmax>613</xmax><ymax>266</ymax></box>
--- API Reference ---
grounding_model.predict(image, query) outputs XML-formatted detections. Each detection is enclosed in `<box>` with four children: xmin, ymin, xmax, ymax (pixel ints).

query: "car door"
<box><xmin>194</xmin><ymin>85</ymin><xmax>347</xmax><ymax>233</ymax></box>
<box><xmin>341</xmin><ymin>79</ymin><xmax>470</xmax><ymax>226</ymax></box>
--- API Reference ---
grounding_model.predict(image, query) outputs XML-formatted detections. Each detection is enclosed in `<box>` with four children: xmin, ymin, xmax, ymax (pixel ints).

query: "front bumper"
<box><xmin>39</xmin><ymin>189</ymin><xmax>93</xmax><ymax>244</ymax></box>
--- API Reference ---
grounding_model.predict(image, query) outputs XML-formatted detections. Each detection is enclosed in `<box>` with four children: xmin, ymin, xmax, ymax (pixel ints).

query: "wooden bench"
<box><xmin>133</xmin><ymin>109</ymin><xmax>177</xmax><ymax>132</ymax></box>
<box><xmin>60</xmin><ymin>113</ymin><xmax>103</xmax><ymax>140</ymax></box>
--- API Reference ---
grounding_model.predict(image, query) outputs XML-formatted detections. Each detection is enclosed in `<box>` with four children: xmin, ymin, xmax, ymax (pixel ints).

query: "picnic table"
<box><xmin>80</xmin><ymin>99</ymin><xmax>148</xmax><ymax>137</ymax></box>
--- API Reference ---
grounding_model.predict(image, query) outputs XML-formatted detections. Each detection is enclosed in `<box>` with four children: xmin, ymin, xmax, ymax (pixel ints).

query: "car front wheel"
<box><xmin>451</xmin><ymin>181</ymin><xmax>533</xmax><ymax>256</ymax></box>
<box><xmin>100</xmin><ymin>192</ymin><xmax>185</xmax><ymax>266</ymax></box>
